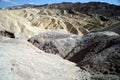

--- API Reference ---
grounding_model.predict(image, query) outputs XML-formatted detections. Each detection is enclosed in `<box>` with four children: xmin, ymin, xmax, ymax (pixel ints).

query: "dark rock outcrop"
<box><xmin>28</xmin><ymin>30</ymin><xmax>120</xmax><ymax>79</ymax></box>
<box><xmin>74</xmin><ymin>32</ymin><xmax>120</xmax><ymax>79</ymax></box>
<box><xmin>0</xmin><ymin>31</ymin><xmax>15</xmax><ymax>38</ymax></box>
<box><xmin>28</xmin><ymin>30</ymin><xmax>78</xmax><ymax>58</ymax></box>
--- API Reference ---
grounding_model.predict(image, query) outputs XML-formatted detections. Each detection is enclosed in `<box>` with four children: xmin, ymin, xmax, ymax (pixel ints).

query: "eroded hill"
<box><xmin>0</xmin><ymin>2</ymin><xmax>120</xmax><ymax>39</ymax></box>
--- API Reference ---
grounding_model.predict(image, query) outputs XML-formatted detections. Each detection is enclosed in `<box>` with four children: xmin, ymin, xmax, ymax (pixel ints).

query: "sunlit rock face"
<box><xmin>0</xmin><ymin>37</ymin><xmax>91</xmax><ymax>80</ymax></box>
<box><xmin>28</xmin><ymin>30</ymin><xmax>120</xmax><ymax>79</ymax></box>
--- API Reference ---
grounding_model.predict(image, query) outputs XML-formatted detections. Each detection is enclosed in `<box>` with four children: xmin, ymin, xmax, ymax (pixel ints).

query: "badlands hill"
<box><xmin>0</xmin><ymin>2</ymin><xmax>120</xmax><ymax>80</ymax></box>
<box><xmin>0</xmin><ymin>2</ymin><xmax>120</xmax><ymax>39</ymax></box>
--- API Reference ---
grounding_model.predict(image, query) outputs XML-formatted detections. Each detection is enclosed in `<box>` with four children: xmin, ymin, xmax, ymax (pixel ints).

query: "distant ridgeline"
<box><xmin>7</xmin><ymin>2</ymin><xmax>120</xmax><ymax>19</ymax></box>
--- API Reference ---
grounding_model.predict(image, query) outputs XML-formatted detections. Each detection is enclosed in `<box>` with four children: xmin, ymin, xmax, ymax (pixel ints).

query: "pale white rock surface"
<box><xmin>0</xmin><ymin>38</ymin><xmax>91</xmax><ymax>80</ymax></box>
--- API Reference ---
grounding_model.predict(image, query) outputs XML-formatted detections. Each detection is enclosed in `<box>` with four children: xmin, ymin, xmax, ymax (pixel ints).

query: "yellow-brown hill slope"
<box><xmin>0</xmin><ymin>2</ymin><xmax>120</xmax><ymax>39</ymax></box>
